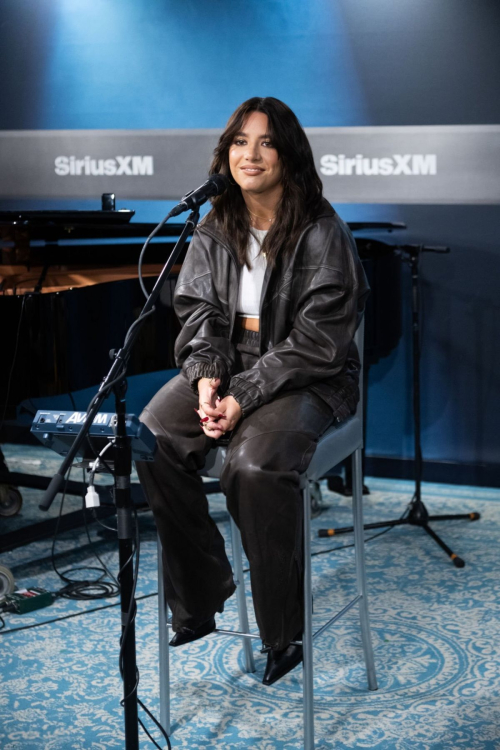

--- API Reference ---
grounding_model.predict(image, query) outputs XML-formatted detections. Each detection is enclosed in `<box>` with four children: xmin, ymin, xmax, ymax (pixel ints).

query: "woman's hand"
<box><xmin>206</xmin><ymin>396</ymin><xmax>242</xmax><ymax>438</ymax></box>
<box><xmin>196</xmin><ymin>377</ymin><xmax>224</xmax><ymax>439</ymax></box>
<box><xmin>197</xmin><ymin>377</ymin><xmax>220</xmax><ymax>415</ymax></box>
<box><xmin>196</xmin><ymin>377</ymin><xmax>242</xmax><ymax>439</ymax></box>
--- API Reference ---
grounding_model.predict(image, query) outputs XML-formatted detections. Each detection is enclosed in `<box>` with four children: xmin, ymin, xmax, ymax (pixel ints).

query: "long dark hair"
<box><xmin>204</xmin><ymin>97</ymin><xmax>323</xmax><ymax>268</ymax></box>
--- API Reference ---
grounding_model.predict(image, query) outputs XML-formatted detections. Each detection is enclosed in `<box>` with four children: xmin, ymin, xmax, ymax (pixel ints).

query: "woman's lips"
<box><xmin>241</xmin><ymin>167</ymin><xmax>264</xmax><ymax>174</ymax></box>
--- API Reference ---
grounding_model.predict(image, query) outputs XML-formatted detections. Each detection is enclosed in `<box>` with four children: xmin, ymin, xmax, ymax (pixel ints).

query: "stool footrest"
<box><xmin>313</xmin><ymin>594</ymin><xmax>362</xmax><ymax>641</ymax></box>
<box><xmin>214</xmin><ymin>628</ymin><xmax>261</xmax><ymax>641</ymax></box>
<box><xmin>167</xmin><ymin>597</ymin><xmax>364</xmax><ymax>645</ymax></box>
<box><xmin>166</xmin><ymin>620</ymin><xmax>260</xmax><ymax>642</ymax></box>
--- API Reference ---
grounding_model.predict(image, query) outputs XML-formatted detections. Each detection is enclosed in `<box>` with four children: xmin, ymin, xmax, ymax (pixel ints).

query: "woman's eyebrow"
<box><xmin>234</xmin><ymin>131</ymin><xmax>271</xmax><ymax>139</ymax></box>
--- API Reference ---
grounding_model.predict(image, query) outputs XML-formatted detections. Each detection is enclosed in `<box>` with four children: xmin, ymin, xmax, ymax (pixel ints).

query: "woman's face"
<box><xmin>228</xmin><ymin>111</ymin><xmax>283</xmax><ymax>201</ymax></box>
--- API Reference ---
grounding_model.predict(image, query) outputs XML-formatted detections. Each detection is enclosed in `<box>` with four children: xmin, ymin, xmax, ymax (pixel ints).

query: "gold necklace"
<box><xmin>248</xmin><ymin>209</ymin><xmax>275</xmax><ymax>224</ymax></box>
<box><xmin>248</xmin><ymin>211</ymin><xmax>271</xmax><ymax>258</ymax></box>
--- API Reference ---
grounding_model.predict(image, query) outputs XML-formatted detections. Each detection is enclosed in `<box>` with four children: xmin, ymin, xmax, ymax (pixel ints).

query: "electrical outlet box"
<box><xmin>5</xmin><ymin>588</ymin><xmax>54</xmax><ymax>614</ymax></box>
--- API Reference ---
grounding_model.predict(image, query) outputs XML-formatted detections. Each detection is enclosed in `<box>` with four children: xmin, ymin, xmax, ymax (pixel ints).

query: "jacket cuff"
<box><xmin>227</xmin><ymin>377</ymin><xmax>263</xmax><ymax>417</ymax></box>
<box><xmin>184</xmin><ymin>361</ymin><xmax>229</xmax><ymax>393</ymax></box>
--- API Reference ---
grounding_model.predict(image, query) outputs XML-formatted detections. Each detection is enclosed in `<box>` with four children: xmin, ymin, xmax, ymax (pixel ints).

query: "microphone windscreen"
<box><xmin>209</xmin><ymin>173</ymin><xmax>231</xmax><ymax>196</ymax></box>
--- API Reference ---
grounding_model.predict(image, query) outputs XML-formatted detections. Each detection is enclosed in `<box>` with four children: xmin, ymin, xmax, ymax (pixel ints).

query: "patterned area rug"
<box><xmin>1</xmin><ymin>444</ymin><xmax>499</xmax><ymax>749</ymax></box>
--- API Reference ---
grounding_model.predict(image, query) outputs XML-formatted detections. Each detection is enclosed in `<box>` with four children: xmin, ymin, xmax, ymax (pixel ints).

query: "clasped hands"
<box><xmin>196</xmin><ymin>377</ymin><xmax>242</xmax><ymax>440</ymax></box>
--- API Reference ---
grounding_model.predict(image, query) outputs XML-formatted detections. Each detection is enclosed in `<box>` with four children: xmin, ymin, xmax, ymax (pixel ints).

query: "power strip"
<box><xmin>2</xmin><ymin>588</ymin><xmax>55</xmax><ymax>614</ymax></box>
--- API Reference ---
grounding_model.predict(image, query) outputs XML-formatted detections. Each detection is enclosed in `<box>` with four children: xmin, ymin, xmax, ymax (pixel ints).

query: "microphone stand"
<box><xmin>39</xmin><ymin>207</ymin><xmax>200</xmax><ymax>750</ymax></box>
<box><xmin>320</xmin><ymin>244</ymin><xmax>481</xmax><ymax>567</ymax></box>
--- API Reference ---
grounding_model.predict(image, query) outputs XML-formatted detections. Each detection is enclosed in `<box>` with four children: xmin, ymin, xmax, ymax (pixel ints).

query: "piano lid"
<box><xmin>0</xmin><ymin>209</ymin><xmax>135</xmax><ymax>225</ymax></box>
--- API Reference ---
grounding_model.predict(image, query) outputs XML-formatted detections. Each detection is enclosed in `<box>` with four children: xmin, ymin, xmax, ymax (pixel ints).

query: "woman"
<box><xmin>136</xmin><ymin>97</ymin><xmax>369</xmax><ymax>685</ymax></box>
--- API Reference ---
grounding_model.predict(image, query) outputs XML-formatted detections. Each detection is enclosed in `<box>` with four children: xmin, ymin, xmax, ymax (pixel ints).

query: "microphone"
<box><xmin>169</xmin><ymin>174</ymin><xmax>230</xmax><ymax>217</ymax></box>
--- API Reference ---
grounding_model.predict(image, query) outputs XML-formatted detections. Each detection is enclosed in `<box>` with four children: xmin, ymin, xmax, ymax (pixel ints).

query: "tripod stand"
<box><xmin>320</xmin><ymin>244</ymin><xmax>480</xmax><ymax>567</ymax></box>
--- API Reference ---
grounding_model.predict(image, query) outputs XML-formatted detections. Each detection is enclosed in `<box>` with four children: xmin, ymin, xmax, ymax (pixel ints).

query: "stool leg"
<box><xmin>302</xmin><ymin>477</ymin><xmax>315</xmax><ymax>750</ymax></box>
<box><xmin>157</xmin><ymin>538</ymin><xmax>171</xmax><ymax>734</ymax></box>
<box><xmin>352</xmin><ymin>449</ymin><xmax>378</xmax><ymax>691</ymax></box>
<box><xmin>229</xmin><ymin>517</ymin><xmax>256</xmax><ymax>673</ymax></box>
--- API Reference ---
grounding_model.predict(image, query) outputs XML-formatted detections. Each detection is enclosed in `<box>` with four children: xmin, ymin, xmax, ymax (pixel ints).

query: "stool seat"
<box><xmin>204</xmin><ymin>415</ymin><xmax>363</xmax><ymax>483</ymax></box>
<box><xmin>308</xmin><ymin>415</ymin><xmax>362</xmax><ymax>482</ymax></box>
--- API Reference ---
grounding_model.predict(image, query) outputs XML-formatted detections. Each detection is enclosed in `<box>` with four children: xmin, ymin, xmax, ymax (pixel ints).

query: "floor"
<box><xmin>1</xmin><ymin>443</ymin><xmax>499</xmax><ymax>750</ymax></box>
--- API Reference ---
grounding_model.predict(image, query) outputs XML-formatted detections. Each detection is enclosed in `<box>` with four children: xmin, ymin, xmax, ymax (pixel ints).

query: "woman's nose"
<box><xmin>245</xmin><ymin>143</ymin><xmax>261</xmax><ymax>161</ymax></box>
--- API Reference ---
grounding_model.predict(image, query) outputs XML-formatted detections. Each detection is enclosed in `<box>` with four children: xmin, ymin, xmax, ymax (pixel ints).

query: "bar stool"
<box><xmin>157</xmin><ymin>318</ymin><xmax>377</xmax><ymax>749</ymax></box>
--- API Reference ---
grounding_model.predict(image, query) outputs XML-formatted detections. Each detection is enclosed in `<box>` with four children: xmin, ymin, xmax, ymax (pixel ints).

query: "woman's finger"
<box><xmin>201</xmin><ymin>423</ymin><xmax>224</xmax><ymax>439</ymax></box>
<box><xmin>196</xmin><ymin>408</ymin><xmax>212</xmax><ymax>432</ymax></box>
<box><xmin>214</xmin><ymin>417</ymin><xmax>231</xmax><ymax>433</ymax></box>
<box><xmin>202</xmin><ymin>402</ymin><xmax>220</xmax><ymax>415</ymax></box>
<box><xmin>204</xmin><ymin>418</ymin><xmax>221</xmax><ymax>431</ymax></box>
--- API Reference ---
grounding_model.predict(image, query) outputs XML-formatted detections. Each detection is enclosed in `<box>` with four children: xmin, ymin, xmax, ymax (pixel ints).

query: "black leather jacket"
<box><xmin>173</xmin><ymin>199</ymin><xmax>369</xmax><ymax>421</ymax></box>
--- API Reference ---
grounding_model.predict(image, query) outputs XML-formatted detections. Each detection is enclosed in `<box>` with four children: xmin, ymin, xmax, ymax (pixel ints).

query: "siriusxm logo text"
<box><xmin>320</xmin><ymin>154</ymin><xmax>437</xmax><ymax>176</ymax></box>
<box><xmin>54</xmin><ymin>155</ymin><xmax>154</xmax><ymax>176</ymax></box>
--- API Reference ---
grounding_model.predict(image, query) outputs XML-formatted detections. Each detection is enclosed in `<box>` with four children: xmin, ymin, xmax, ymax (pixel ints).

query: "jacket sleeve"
<box><xmin>173</xmin><ymin>229</ymin><xmax>236</xmax><ymax>391</ymax></box>
<box><xmin>227</xmin><ymin>222</ymin><xmax>365</xmax><ymax>416</ymax></box>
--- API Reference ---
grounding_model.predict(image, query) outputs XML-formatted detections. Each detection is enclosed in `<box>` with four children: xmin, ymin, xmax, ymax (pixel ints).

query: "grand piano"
<box><xmin>0</xmin><ymin>201</ymin><xmax>405</xmax><ymax>548</ymax></box>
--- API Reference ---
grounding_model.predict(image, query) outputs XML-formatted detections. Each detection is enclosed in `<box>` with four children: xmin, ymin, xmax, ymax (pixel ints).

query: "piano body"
<box><xmin>1</xmin><ymin>209</ymin><xmax>183</xmax><ymax>420</ymax></box>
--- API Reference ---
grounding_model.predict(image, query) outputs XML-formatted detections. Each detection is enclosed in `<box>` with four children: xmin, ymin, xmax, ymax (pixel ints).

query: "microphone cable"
<box><xmin>137</xmin><ymin>209</ymin><xmax>175</xmax><ymax>301</ymax></box>
<box><xmin>51</xmin><ymin>467</ymin><xmax>119</xmax><ymax>601</ymax></box>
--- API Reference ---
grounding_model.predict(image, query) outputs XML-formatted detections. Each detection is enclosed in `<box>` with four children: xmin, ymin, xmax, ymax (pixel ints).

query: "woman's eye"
<box><xmin>262</xmin><ymin>141</ymin><xmax>273</xmax><ymax>148</ymax></box>
<box><xmin>234</xmin><ymin>139</ymin><xmax>246</xmax><ymax>146</ymax></box>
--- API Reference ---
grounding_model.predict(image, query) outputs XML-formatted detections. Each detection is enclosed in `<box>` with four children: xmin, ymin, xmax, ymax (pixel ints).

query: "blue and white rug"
<box><xmin>1</xmin><ymin>444</ymin><xmax>499</xmax><ymax>749</ymax></box>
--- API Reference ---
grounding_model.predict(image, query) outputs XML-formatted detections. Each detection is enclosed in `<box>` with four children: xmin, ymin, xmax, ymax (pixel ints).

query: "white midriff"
<box><xmin>236</xmin><ymin>229</ymin><xmax>268</xmax><ymax>319</ymax></box>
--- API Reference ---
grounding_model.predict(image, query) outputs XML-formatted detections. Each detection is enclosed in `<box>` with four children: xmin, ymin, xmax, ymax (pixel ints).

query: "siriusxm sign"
<box><xmin>0</xmin><ymin>125</ymin><xmax>498</xmax><ymax>203</ymax></box>
<box><xmin>309</xmin><ymin>125</ymin><xmax>500</xmax><ymax>203</ymax></box>
<box><xmin>54</xmin><ymin>155</ymin><xmax>154</xmax><ymax>176</ymax></box>
<box><xmin>320</xmin><ymin>153</ymin><xmax>437</xmax><ymax>177</ymax></box>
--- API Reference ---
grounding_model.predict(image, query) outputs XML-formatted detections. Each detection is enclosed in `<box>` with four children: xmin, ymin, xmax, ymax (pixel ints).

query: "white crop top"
<box><xmin>236</xmin><ymin>229</ymin><xmax>268</xmax><ymax>318</ymax></box>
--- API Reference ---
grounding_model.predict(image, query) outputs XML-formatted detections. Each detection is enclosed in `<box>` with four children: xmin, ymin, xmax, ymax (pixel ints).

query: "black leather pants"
<box><xmin>136</xmin><ymin>329</ymin><xmax>334</xmax><ymax>650</ymax></box>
